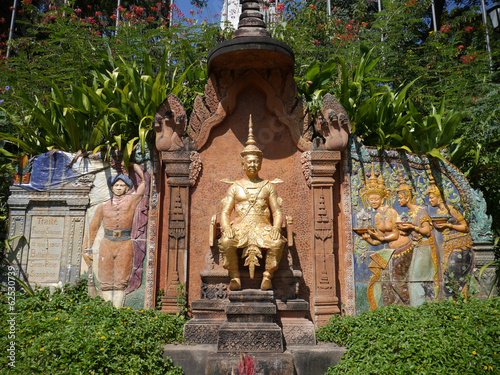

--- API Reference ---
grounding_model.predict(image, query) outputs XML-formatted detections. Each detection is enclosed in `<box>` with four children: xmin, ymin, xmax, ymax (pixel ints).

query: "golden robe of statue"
<box><xmin>218</xmin><ymin>117</ymin><xmax>286</xmax><ymax>291</ymax></box>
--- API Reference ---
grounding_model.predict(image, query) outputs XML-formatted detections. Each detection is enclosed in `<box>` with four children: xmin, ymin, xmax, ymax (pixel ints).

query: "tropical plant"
<box><xmin>297</xmin><ymin>47</ymin><xmax>467</xmax><ymax>159</ymax></box>
<box><xmin>0</xmin><ymin>235</ymin><xmax>34</xmax><ymax>296</ymax></box>
<box><xmin>295</xmin><ymin>59</ymin><xmax>337</xmax><ymax>116</ymax></box>
<box><xmin>398</xmin><ymin>98</ymin><xmax>466</xmax><ymax>160</ymax></box>
<box><xmin>0</xmin><ymin>47</ymin><xmax>198</xmax><ymax>167</ymax></box>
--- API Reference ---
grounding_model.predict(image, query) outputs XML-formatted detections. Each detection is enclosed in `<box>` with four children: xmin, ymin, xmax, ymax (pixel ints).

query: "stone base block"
<box><xmin>164</xmin><ymin>344</ymin><xmax>216</xmax><ymax>375</ymax></box>
<box><xmin>281</xmin><ymin>318</ymin><xmax>316</xmax><ymax>346</ymax></box>
<box><xmin>163</xmin><ymin>343</ymin><xmax>347</xmax><ymax>375</ymax></box>
<box><xmin>206</xmin><ymin>351</ymin><xmax>294</xmax><ymax>375</ymax></box>
<box><xmin>217</xmin><ymin>322</ymin><xmax>284</xmax><ymax>352</ymax></box>
<box><xmin>183</xmin><ymin>319</ymin><xmax>223</xmax><ymax>344</ymax></box>
<box><xmin>288</xmin><ymin>343</ymin><xmax>346</xmax><ymax>375</ymax></box>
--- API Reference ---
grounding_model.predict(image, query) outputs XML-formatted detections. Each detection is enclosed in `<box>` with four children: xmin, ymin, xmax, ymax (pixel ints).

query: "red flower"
<box><xmin>310</xmin><ymin>5</ymin><xmax>316</xmax><ymax>10</ymax></box>
<box><xmin>457</xmin><ymin>45</ymin><xmax>464</xmax><ymax>50</ymax></box>
<box><xmin>313</xmin><ymin>40</ymin><xmax>320</xmax><ymax>45</ymax></box>
<box><xmin>440</xmin><ymin>24</ymin><xmax>450</xmax><ymax>33</ymax></box>
<box><xmin>465</xmin><ymin>26</ymin><xmax>473</xmax><ymax>32</ymax></box>
<box><xmin>74</xmin><ymin>8</ymin><xmax>81</xmax><ymax>14</ymax></box>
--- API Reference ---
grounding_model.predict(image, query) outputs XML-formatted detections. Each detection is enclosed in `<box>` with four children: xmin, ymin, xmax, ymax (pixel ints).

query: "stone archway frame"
<box><xmin>192</xmin><ymin>69</ymin><xmax>312</xmax><ymax>152</ymax></box>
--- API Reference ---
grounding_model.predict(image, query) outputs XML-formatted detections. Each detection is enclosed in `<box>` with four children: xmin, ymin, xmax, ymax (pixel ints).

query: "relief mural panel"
<box><xmin>349</xmin><ymin>142</ymin><xmax>487</xmax><ymax>314</ymax></box>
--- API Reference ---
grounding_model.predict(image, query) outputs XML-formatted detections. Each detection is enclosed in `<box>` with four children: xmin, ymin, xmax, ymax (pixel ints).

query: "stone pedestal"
<box><xmin>277</xmin><ymin>300</ymin><xmax>316</xmax><ymax>346</ymax></box>
<box><xmin>472</xmin><ymin>240</ymin><xmax>498</xmax><ymax>297</ymax></box>
<box><xmin>206</xmin><ymin>352</ymin><xmax>294</xmax><ymax>375</ymax></box>
<box><xmin>217</xmin><ymin>290</ymin><xmax>283</xmax><ymax>353</ymax></box>
<box><xmin>164</xmin><ymin>343</ymin><xmax>346</xmax><ymax>375</ymax></box>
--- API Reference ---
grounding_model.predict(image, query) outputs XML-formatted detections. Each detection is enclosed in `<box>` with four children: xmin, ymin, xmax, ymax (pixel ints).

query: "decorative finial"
<box><xmin>233</xmin><ymin>0</ymin><xmax>271</xmax><ymax>39</ymax></box>
<box><xmin>426</xmin><ymin>166</ymin><xmax>442</xmax><ymax>197</ymax></box>
<box><xmin>396</xmin><ymin>166</ymin><xmax>413</xmax><ymax>193</ymax></box>
<box><xmin>360</xmin><ymin>163</ymin><xmax>387</xmax><ymax>198</ymax></box>
<box><xmin>240</xmin><ymin>115</ymin><xmax>263</xmax><ymax>158</ymax></box>
<box><xmin>247</xmin><ymin>115</ymin><xmax>256</xmax><ymax>146</ymax></box>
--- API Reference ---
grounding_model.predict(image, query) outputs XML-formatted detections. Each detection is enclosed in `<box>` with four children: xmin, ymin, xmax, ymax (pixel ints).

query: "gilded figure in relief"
<box><xmin>395</xmin><ymin>170</ymin><xmax>437</xmax><ymax>305</ymax></box>
<box><xmin>427</xmin><ymin>173</ymin><xmax>473</xmax><ymax>298</ymax></box>
<box><xmin>218</xmin><ymin>116</ymin><xmax>286</xmax><ymax>291</ymax></box>
<box><xmin>360</xmin><ymin>165</ymin><xmax>413</xmax><ymax>310</ymax></box>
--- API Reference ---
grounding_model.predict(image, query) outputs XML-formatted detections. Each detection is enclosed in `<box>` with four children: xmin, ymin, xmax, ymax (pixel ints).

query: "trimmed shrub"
<box><xmin>318</xmin><ymin>298</ymin><xmax>500</xmax><ymax>374</ymax></box>
<box><xmin>0</xmin><ymin>279</ymin><xmax>185</xmax><ymax>374</ymax></box>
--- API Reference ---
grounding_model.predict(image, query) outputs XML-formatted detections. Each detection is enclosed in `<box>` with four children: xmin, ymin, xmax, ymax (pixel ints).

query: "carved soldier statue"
<box><xmin>83</xmin><ymin>163</ymin><xmax>145</xmax><ymax>307</ymax></box>
<box><xmin>218</xmin><ymin>116</ymin><xmax>286</xmax><ymax>291</ymax></box>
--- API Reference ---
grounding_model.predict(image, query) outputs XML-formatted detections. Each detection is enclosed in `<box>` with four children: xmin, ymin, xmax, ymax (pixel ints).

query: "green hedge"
<box><xmin>318</xmin><ymin>298</ymin><xmax>500</xmax><ymax>374</ymax></box>
<box><xmin>0</xmin><ymin>280</ymin><xmax>185</xmax><ymax>374</ymax></box>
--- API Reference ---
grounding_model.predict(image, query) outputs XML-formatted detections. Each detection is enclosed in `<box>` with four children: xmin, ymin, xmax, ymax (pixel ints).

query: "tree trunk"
<box><xmin>159</xmin><ymin>0</ymin><xmax>171</xmax><ymax>27</ymax></box>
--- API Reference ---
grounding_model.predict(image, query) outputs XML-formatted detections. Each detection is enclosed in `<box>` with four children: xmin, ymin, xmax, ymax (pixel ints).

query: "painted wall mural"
<box><xmin>350</xmin><ymin>140</ymin><xmax>492</xmax><ymax>314</ymax></box>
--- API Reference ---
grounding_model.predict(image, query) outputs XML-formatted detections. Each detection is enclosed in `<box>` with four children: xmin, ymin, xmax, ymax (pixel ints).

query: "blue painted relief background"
<box><xmin>349</xmin><ymin>140</ymin><xmax>492</xmax><ymax>314</ymax></box>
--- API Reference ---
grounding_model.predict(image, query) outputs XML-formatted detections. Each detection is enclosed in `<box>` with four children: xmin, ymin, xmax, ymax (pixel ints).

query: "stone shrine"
<box><xmin>157</xmin><ymin>1</ymin><xmax>495</xmax><ymax>372</ymax></box>
<box><xmin>7</xmin><ymin>152</ymin><xmax>92</xmax><ymax>288</ymax></box>
<box><xmin>6</xmin><ymin>150</ymin><xmax>156</xmax><ymax>310</ymax></box>
<box><xmin>160</xmin><ymin>0</ymin><xmax>348</xmax><ymax>372</ymax></box>
<box><xmin>5</xmin><ymin>0</ymin><xmax>497</xmax><ymax>373</ymax></box>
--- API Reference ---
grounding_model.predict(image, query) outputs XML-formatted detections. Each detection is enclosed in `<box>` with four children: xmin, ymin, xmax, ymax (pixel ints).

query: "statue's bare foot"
<box><xmin>261</xmin><ymin>276</ymin><xmax>272</xmax><ymax>291</ymax></box>
<box><xmin>229</xmin><ymin>277</ymin><xmax>241</xmax><ymax>291</ymax></box>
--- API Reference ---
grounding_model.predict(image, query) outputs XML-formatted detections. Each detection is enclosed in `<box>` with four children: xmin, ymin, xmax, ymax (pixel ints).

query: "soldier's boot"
<box><xmin>112</xmin><ymin>290</ymin><xmax>126</xmax><ymax>308</ymax></box>
<box><xmin>261</xmin><ymin>247</ymin><xmax>283</xmax><ymax>291</ymax></box>
<box><xmin>221</xmin><ymin>247</ymin><xmax>241</xmax><ymax>291</ymax></box>
<box><xmin>229</xmin><ymin>271</ymin><xmax>241</xmax><ymax>291</ymax></box>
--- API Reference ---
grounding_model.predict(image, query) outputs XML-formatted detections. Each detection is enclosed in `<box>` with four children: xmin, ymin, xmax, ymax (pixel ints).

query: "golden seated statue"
<box><xmin>209</xmin><ymin>116</ymin><xmax>293</xmax><ymax>291</ymax></box>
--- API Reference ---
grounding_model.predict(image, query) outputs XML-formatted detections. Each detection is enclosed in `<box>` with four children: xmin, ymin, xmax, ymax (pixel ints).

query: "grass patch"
<box><xmin>0</xmin><ymin>279</ymin><xmax>185</xmax><ymax>374</ymax></box>
<box><xmin>317</xmin><ymin>298</ymin><xmax>500</xmax><ymax>374</ymax></box>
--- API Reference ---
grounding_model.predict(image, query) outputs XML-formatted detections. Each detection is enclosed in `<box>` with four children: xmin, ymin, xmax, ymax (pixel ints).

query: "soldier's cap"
<box><xmin>108</xmin><ymin>174</ymin><xmax>133</xmax><ymax>189</ymax></box>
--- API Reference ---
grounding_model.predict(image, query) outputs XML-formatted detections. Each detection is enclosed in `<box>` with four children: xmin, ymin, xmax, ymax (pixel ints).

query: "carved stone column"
<box><xmin>162</xmin><ymin>151</ymin><xmax>192</xmax><ymax>313</ymax></box>
<box><xmin>310</xmin><ymin>150</ymin><xmax>341</xmax><ymax>326</ymax></box>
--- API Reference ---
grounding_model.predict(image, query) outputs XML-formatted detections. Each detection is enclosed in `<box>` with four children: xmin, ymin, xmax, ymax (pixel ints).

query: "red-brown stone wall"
<box><xmin>188</xmin><ymin>87</ymin><xmax>313</xmax><ymax>308</ymax></box>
